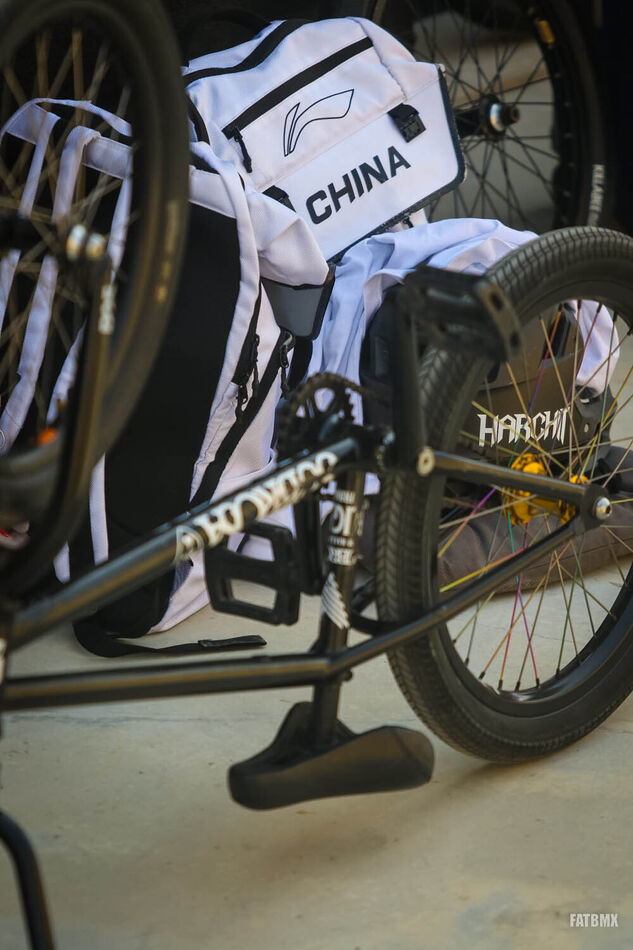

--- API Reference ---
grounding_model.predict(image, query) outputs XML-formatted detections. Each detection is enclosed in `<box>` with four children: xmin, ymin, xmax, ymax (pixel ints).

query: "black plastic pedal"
<box><xmin>229</xmin><ymin>702</ymin><xmax>434</xmax><ymax>809</ymax></box>
<box><xmin>205</xmin><ymin>522</ymin><xmax>301</xmax><ymax>625</ymax></box>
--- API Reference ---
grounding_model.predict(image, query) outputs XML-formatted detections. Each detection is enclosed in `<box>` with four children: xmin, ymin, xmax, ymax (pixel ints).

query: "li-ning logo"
<box><xmin>477</xmin><ymin>409</ymin><xmax>569</xmax><ymax>447</ymax></box>
<box><xmin>283</xmin><ymin>89</ymin><xmax>354</xmax><ymax>156</ymax></box>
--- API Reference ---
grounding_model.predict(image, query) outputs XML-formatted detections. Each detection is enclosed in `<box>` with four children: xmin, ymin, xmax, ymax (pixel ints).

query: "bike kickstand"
<box><xmin>228</xmin><ymin>469</ymin><xmax>435</xmax><ymax>810</ymax></box>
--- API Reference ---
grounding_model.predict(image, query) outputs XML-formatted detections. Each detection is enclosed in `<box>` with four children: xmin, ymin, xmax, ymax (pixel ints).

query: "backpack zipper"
<box><xmin>189</xmin><ymin>329</ymin><xmax>289</xmax><ymax>510</ymax></box>
<box><xmin>279</xmin><ymin>330</ymin><xmax>294</xmax><ymax>398</ymax></box>
<box><xmin>220</xmin><ymin>37</ymin><xmax>372</xmax><ymax>139</ymax></box>
<box><xmin>234</xmin><ymin>332</ymin><xmax>260</xmax><ymax>421</ymax></box>
<box><xmin>225</xmin><ymin>125</ymin><xmax>253</xmax><ymax>172</ymax></box>
<box><xmin>233</xmin><ymin>289</ymin><xmax>262</xmax><ymax>420</ymax></box>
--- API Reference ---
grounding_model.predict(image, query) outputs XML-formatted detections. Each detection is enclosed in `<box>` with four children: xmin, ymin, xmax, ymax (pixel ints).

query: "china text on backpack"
<box><xmin>185</xmin><ymin>17</ymin><xmax>465</xmax><ymax>261</ymax></box>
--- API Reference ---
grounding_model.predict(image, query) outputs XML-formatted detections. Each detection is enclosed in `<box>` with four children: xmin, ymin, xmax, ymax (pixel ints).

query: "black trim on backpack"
<box><xmin>288</xmin><ymin>338</ymin><xmax>313</xmax><ymax>390</ymax></box>
<box><xmin>262</xmin><ymin>266</ymin><xmax>335</xmax><ymax>340</ymax></box>
<box><xmin>188</xmin><ymin>99</ymin><xmax>211</xmax><ymax>145</ymax></box>
<box><xmin>220</xmin><ymin>38</ymin><xmax>373</xmax><ymax>136</ymax></box>
<box><xmin>193</xmin><ymin>329</ymin><xmax>286</xmax><ymax>510</ymax></box>
<box><xmin>189</xmin><ymin>151</ymin><xmax>220</xmax><ymax>174</ymax></box>
<box><xmin>263</xmin><ymin>185</ymin><xmax>295</xmax><ymax>211</ymax></box>
<box><xmin>232</xmin><ymin>287</ymin><xmax>262</xmax><ymax>420</ymax></box>
<box><xmin>184</xmin><ymin>20</ymin><xmax>307</xmax><ymax>83</ymax></box>
<box><xmin>72</xmin><ymin>203</ymin><xmax>243</xmax><ymax>647</ymax></box>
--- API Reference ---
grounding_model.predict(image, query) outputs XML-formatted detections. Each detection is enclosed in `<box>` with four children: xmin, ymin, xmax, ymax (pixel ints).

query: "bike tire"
<box><xmin>366</xmin><ymin>0</ymin><xmax>610</xmax><ymax>232</ymax></box>
<box><xmin>0</xmin><ymin>0</ymin><xmax>189</xmax><ymax>482</ymax></box>
<box><xmin>376</xmin><ymin>227</ymin><xmax>633</xmax><ymax>761</ymax></box>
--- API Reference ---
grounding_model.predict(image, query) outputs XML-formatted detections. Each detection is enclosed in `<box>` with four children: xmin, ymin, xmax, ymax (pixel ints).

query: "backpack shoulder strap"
<box><xmin>74</xmin><ymin>615</ymin><xmax>265</xmax><ymax>657</ymax></box>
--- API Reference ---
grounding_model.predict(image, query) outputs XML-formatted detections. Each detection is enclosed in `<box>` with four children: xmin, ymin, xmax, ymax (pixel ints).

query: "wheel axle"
<box><xmin>454</xmin><ymin>95</ymin><xmax>521</xmax><ymax>139</ymax></box>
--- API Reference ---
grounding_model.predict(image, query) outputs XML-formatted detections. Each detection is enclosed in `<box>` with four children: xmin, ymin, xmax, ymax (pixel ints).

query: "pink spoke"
<box><xmin>438</xmin><ymin>486</ymin><xmax>497</xmax><ymax>558</ymax></box>
<box><xmin>497</xmin><ymin>523</ymin><xmax>539</xmax><ymax>688</ymax></box>
<box><xmin>526</xmin><ymin>308</ymin><xmax>563</xmax><ymax>414</ymax></box>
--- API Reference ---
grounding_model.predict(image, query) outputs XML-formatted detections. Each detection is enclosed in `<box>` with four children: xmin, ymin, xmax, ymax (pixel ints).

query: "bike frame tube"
<box><xmin>2</xmin><ymin>515</ymin><xmax>577</xmax><ymax>712</ymax></box>
<box><xmin>8</xmin><ymin>435</ymin><xmax>366</xmax><ymax>648</ymax></box>
<box><xmin>8</xmin><ymin>432</ymin><xmax>597</xmax><ymax>650</ymax></box>
<box><xmin>1</xmin><ymin>411</ymin><xmax>601</xmax><ymax>713</ymax></box>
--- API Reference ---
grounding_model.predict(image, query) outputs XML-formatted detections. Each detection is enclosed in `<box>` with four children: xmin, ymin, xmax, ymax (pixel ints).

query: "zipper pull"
<box><xmin>250</xmin><ymin>332</ymin><xmax>260</xmax><ymax>395</ymax></box>
<box><xmin>279</xmin><ymin>331</ymin><xmax>294</xmax><ymax>398</ymax></box>
<box><xmin>226</xmin><ymin>125</ymin><xmax>253</xmax><ymax>173</ymax></box>
<box><xmin>235</xmin><ymin>380</ymin><xmax>249</xmax><ymax>422</ymax></box>
<box><xmin>234</xmin><ymin>333</ymin><xmax>260</xmax><ymax>422</ymax></box>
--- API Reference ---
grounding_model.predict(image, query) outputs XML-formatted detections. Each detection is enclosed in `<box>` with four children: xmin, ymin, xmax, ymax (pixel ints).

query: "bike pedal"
<box><xmin>205</xmin><ymin>522</ymin><xmax>300</xmax><ymax>625</ymax></box>
<box><xmin>229</xmin><ymin>702</ymin><xmax>434</xmax><ymax>809</ymax></box>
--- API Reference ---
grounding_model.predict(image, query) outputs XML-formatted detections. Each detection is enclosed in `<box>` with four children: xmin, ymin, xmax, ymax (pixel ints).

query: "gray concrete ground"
<box><xmin>2</xmin><ymin>589</ymin><xmax>633</xmax><ymax>950</ymax></box>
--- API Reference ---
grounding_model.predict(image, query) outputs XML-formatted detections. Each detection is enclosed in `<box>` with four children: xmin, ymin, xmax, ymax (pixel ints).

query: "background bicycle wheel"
<box><xmin>365</xmin><ymin>0</ymin><xmax>610</xmax><ymax>232</ymax></box>
<box><xmin>0</xmin><ymin>0</ymin><xmax>189</xmax><ymax>582</ymax></box>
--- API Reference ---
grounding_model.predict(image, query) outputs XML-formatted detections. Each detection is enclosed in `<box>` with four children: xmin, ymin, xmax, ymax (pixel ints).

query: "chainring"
<box><xmin>276</xmin><ymin>373</ymin><xmax>355</xmax><ymax>459</ymax></box>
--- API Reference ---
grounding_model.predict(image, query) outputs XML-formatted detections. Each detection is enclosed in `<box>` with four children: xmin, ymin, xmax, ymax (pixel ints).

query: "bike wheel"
<box><xmin>0</xmin><ymin>0</ymin><xmax>189</xmax><ymax>527</ymax></box>
<box><xmin>367</xmin><ymin>0</ymin><xmax>609</xmax><ymax>232</ymax></box>
<box><xmin>376</xmin><ymin>227</ymin><xmax>633</xmax><ymax>761</ymax></box>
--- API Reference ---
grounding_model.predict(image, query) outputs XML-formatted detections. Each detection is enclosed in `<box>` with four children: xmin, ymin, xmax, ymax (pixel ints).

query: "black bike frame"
<box><xmin>0</xmin><ymin>237</ymin><xmax>605</xmax><ymax>717</ymax></box>
<box><xmin>0</xmin><ymin>424</ymin><xmax>592</xmax><ymax>713</ymax></box>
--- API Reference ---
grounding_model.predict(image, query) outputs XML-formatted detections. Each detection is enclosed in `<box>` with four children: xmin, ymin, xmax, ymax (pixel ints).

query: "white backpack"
<box><xmin>184</xmin><ymin>17</ymin><xmax>465</xmax><ymax>261</ymax></box>
<box><xmin>62</xmin><ymin>19</ymin><xmax>467</xmax><ymax>650</ymax></box>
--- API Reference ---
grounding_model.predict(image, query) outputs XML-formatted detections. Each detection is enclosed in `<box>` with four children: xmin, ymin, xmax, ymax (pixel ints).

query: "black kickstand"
<box><xmin>0</xmin><ymin>810</ymin><xmax>56</xmax><ymax>949</ymax></box>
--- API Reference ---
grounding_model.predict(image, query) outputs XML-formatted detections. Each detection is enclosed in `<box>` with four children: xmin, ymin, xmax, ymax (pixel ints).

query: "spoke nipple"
<box><xmin>416</xmin><ymin>447</ymin><xmax>435</xmax><ymax>477</ymax></box>
<box><xmin>593</xmin><ymin>496</ymin><xmax>612</xmax><ymax>521</ymax></box>
<box><xmin>66</xmin><ymin>223</ymin><xmax>87</xmax><ymax>261</ymax></box>
<box><xmin>85</xmin><ymin>231</ymin><xmax>108</xmax><ymax>261</ymax></box>
<box><xmin>66</xmin><ymin>224</ymin><xmax>107</xmax><ymax>263</ymax></box>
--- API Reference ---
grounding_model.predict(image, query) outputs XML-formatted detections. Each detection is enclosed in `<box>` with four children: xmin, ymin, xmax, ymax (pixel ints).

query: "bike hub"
<box><xmin>455</xmin><ymin>94</ymin><xmax>521</xmax><ymax>140</ymax></box>
<box><xmin>502</xmin><ymin>452</ymin><xmax>588</xmax><ymax>526</ymax></box>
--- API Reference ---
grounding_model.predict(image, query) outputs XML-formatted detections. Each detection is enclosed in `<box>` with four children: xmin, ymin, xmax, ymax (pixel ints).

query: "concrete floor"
<box><xmin>2</xmin><ymin>588</ymin><xmax>633</xmax><ymax>950</ymax></box>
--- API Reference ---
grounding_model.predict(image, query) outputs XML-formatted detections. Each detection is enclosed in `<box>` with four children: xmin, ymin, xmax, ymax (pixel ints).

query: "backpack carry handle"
<box><xmin>180</xmin><ymin>7</ymin><xmax>271</xmax><ymax>63</ymax></box>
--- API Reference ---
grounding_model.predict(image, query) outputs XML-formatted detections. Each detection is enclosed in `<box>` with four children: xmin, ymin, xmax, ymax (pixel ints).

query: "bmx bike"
<box><xmin>2</xmin><ymin>1</ymin><xmax>633</xmax><ymax>948</ymax></box>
